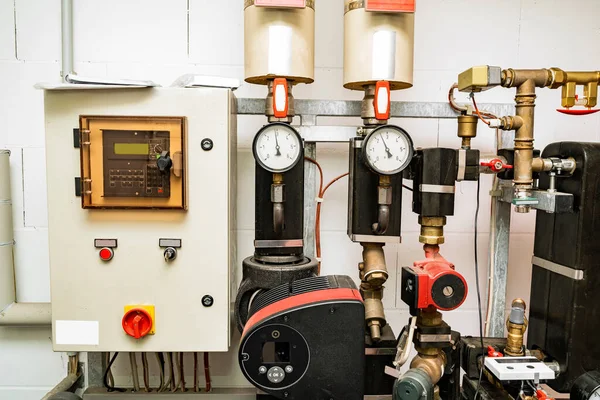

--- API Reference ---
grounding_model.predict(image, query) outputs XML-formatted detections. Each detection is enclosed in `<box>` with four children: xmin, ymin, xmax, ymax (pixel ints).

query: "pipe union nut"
<box><xmin>377</xmin><ymin>186</ymin><xmax>393</xmax><ymax>205</ymax></box>
<box><xmin>271</xmin><ymin>184</ymin><xmax>285</xmax><ymax>203</ymax></box>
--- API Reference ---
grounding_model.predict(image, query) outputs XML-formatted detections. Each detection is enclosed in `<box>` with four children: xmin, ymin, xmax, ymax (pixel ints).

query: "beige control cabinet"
<box><xmin>43</xmin><ymin>87</ymin><xmax>236</xmax><ymax>352</ymax></box>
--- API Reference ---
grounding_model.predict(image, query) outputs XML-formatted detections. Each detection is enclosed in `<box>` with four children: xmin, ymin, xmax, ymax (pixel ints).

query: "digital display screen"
<box><xmin>262</xmin><ymin>342</ymin><xmax>290</xmax><ymax>363</ymax></box>
<box><xmin>114</xmin><ymin>143</ymin><xmax>148</xmax><ymax>155</ymax></box>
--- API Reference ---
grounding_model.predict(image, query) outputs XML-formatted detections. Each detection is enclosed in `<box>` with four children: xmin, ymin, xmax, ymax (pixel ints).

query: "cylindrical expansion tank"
<box><xmin>244</xmin><ymin>0</ymin><xmax>315</xmax><ymax>85</ymax></box>
<box><xmin>343</xmin><ymin>0</ymin><xmax>415</xmax><ymax>90</ymax></box>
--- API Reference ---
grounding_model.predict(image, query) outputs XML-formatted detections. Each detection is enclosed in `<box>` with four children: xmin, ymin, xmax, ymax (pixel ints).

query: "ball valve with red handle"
<box><xmin>481</xmin><ymin>158</ymin><xmax>513</xmax><ymax>173</ymax></box>
<box><xmin>122</xmin><ymin>308</ymin><xmax>153</xmax><ymax>339</ymax></box>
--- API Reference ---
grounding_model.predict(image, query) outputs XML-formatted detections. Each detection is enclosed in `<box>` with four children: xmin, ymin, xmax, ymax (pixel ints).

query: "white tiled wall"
<box><xmin>1</xmin><ymin>0</ymin><xmax>599</xmax><ymax>397</ymax></box>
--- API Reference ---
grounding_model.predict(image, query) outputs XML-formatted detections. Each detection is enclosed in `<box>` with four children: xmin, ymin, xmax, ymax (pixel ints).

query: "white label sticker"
<box><xmin>268</xmin><ymin>25</ymin><xmax>293</xmax><ymax>76</ymax></box>
<box><xmin>372</xmin><ymin>30</ymin><xmax>397</xmax><ymax>80</ymax></box>
<box><xmin>55</xmin><ymin>320</ymin><xmax>99</xmax><ymax>346</ymax></box>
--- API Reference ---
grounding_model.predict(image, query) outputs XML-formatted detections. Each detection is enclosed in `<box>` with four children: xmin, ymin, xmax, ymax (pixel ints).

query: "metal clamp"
<box><xmin>254</xmin><ymin>239</ymin><xmax>303</xmax><ymax>248</ymax></box>
<box><xmin>456</xmin><ymin>149</ymin><xmax>467</xmax><ymax>182</ymax></box>
<box><xmin>419</xmin><ymin>184</ymin><xmax>455</xmax><ymax>194</ymax></box>
<box><xmin>532</xmin><ymin>256</ymin><xmax>584</xmax><ymax>281</ymax></box>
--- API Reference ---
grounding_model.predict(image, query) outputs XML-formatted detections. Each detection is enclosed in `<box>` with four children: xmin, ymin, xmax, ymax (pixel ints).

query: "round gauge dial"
<box><xmin>363</xmin><ymin>125</ymin><xmax>414</xmax><ymax>175</ymax></box>
<box><xmin>253</xmin><ymin>123</ymin><xmax>303</xmax><ymax>173</ymax></box>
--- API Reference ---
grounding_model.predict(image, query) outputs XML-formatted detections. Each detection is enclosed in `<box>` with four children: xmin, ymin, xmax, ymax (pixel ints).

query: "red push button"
<box><xmin>99</xmin><ymin>247</ymin><xmax>114</xmax><ymax>261</ymax></box>
<box><xmin>122</xmin><ymin>308</ymin><xmax>153</xmax><ymax>339</ymax></box>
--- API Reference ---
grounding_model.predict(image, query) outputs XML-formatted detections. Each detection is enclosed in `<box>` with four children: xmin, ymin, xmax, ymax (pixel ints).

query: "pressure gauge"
<box><xmin>572</xmin><ymin>371</ymin><xmax>600</xmax><ymax>400</ymax></box>
<box><xmin>253</xmin><ymin>123</ymin><xmax>303</xmax><ymax>173</ymax></box>
<box><xmin>362</xmin><ymin>125</ymin><xmax>414</xmax><ymax>175</ymax></box>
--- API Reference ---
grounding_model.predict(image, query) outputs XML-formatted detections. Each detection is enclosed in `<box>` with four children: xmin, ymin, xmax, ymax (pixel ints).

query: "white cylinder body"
<box><xmin>0</xmin><ymin>150</ymin><xmax>16</xmax><ymax>309</ymax></box>
<box><xmin>244</xmin><ymin>2</ymin><xmax>315</xmax><ymax>85</ymax></box>
<box><xmin>343</xmin><ymin>2</ymin><xmax>415</xmax><ymax>90</ymax></box>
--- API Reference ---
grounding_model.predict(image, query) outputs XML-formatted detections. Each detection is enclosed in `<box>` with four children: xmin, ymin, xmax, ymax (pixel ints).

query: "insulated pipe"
<box><xmin>61</xmin><ymin>0</ymin><xmax>74</xmax><ymax>81</ymax></box>
<box><xmin>0</xmin><ymin>150</ymin><xmax>52</xmax><ymax>326</ymax></box>
<box><xmin>0</xmin><ymin>150</ymin><xmax>16</xmax><ymax>311</ymax></box>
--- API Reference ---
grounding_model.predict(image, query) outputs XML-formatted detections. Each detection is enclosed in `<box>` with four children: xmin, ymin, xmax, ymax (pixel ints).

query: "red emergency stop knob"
<box><xmin>481</xmin><ymin>158</ymin><xmax>513</xmax><ymax>173</ymax></box>
<box><xmin>122</xmin><ymin>308</ymin><xmax>152</xmax><ymax>339</ymax></box>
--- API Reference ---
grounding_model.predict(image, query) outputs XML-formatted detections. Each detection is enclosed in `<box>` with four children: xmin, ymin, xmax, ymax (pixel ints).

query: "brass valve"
<box><xmin>550</xmin><ymin>68</ymin><xmax>600</xmax><ymax>109</ymax></box>
<box><xmin>505</xmin><ymin>298</ymin><xmax>528</xmax><ymax>356</ymax></box>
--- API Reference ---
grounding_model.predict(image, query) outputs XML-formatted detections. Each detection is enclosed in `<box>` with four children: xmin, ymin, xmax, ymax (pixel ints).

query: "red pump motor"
<box><xmin>401</xmin><ymin>245</ymin><xmax>468</xmax><ymax>314</ymax></box>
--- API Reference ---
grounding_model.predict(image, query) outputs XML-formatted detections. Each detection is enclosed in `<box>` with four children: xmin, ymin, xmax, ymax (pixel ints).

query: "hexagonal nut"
<box><xmin>550</xmin><ymin>68</ymin><xmax>567</xmax><ymax>89</ymax></box>
<box><xmin>377</xmin><ymin>186</ymin><xmax>393</xmax><ymax>205</ymax></box>
<box><xmin>419</xmin><ymin>235</ymin><xmax>445</xmax><ymax>245</ymax></box>
<box><xmin>270</xmin><ymin>184</ymin><xmax>285</xmax><ymax>203</ymax></box>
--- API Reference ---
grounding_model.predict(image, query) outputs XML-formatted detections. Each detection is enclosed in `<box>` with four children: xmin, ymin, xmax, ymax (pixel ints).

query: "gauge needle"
<box><xmin>380</xmin><ymin>134</ymin><xmax>393</xmax><ymax>158</ymax></box>
<box><xmin>275</xmin><ymin>131</ymin><xmax>281</xmax><ymax>156</ymax></box>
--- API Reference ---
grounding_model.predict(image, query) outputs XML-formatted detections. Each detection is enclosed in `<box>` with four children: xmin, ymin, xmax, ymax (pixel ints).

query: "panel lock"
<box><xmin>159</xmin><ymin>238</ymin><xmax>182</xmax><ymax>262</ymax></box>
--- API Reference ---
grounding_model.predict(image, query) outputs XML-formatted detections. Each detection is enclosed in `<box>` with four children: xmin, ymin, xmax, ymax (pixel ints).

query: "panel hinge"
<box><xmin>82</xmin><ymin>178</ymin><xmax>92</xmax><ymax>195</ymax></box>
<box><xmin>80</xmin><ymin>129</ymin><xmax>91</xmax><ymax>146</ymax></box>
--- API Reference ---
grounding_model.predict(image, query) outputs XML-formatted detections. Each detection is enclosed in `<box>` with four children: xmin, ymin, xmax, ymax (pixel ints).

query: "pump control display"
<box><xmin>79</xmin><ymin>115</ymin><xmax>186</xmax><ymax>209</ymax></box>
<box><xmin>363</xmin><ymin>125</ymin><xmax>414</xmax><ymax>175</ymax></box>
<box><xmin>103</xmin><ymin>130</ymin><xmax>171</xmax><ymax>198</ymax></box>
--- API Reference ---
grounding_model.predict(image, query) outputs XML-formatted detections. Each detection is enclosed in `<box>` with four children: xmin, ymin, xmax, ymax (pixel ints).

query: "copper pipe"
<box><xmin>512</xmin><ymin>79</ymin><xmax>537</xmax><ymax>211</ymax></box>
<box><xmin>502</xmin><ymin>69</ymin><xmax>553</xmax><ymax>88</ymax></box>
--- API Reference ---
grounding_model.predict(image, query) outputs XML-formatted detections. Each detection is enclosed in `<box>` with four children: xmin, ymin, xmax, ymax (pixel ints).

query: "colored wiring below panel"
<box><xmin>155</xmin><ymin>352</ymin><xmax>165</xmax><ymax>391</ymax></box>
<box><xmin>194</xmin><ymin>352</ymin><xmax>199</xmax><ymax>392</ymax></box>
<box><xmin>129</xmin><ymin>352</ymin><xmax>140</xmax><ymax>392</ymax></box>
<box><xmin>204</xmin><ymin>352</ymin><xmax>212</xmax><ymax>392</ymax></box>
<box><xmin>103</xmin><ymin>352</ymin><xmax>126</xmax><ymax>393</ymax></box>
<box><xmin>141</xmin><ymin>353</ymin><xmax>150</xmax><ymax>392</ymax></box>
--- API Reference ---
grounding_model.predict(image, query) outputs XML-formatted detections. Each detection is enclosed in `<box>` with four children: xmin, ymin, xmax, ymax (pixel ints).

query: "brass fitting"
<box><xmin>418</xmin><ymin>216</ymin><xmax>447</xmax><ymax>245</ymax></box>
<box><xmin>418</xmin><ymin>307</ymin><xmax>443</xmax><ymax>327</ymax></box>
<box><xmin>272</xmin><ymin>173</ymin><xmax>283</xmax><ymax>184</ymax></box>
<box><xmin>457</xmin><ymin>115</ymin><xmax>478</xmax><ymax>149</ymax></box>
<box><xmin>361</xmin><ymin>242</ymin><xmax>389</xmax><ymax>286</ymax></box>
<box><xmin>362</xmin><ymin>286</ymin><xmax>385</xmax><ymax>342</ymax></box>
<box><xmin>505</xmin><ymin>298</ymin><xmax>528</xmax><ymax>356</ymax></box>
<box><xmin>360</xmin><ymin>242</ymin><xmax>388</xmax><ymax>342</ymax></box>
<box><xmin>410</xmin><ymin>350</ymin><xmax>446</xmax><ymax>386</ymax></box>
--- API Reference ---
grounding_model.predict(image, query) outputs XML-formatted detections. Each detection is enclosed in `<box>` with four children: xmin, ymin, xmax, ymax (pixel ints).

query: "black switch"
<box><xmin>156</xmin><ymin>151</ymin><xmax>172</xmax><ymax>174</ymax></box>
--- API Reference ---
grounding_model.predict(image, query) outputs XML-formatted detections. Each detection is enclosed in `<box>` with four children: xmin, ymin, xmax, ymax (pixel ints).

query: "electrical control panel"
<box><xmin>43</xmin><ymin>87</ymin><xmax>236</xmax><ymax>352</ymax></box>
<box><xmin>79</xmin><ymin>116</ymin><xmax>186</xmax><ymax>209</ymax></box>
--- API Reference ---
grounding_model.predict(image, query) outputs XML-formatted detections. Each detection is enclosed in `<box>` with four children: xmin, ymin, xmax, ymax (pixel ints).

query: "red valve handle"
<box><xmin>481</xmin><ymin>158</ymin><xmax>513</xmax><ymax>173</ymax></box>
<box><xmin>487</xmin><ymin>345</ymin><xmax>503</xmax><ymax>358</ymax></box>
<box><xmin>557</xmin><ymin>108</ymin><xmax>600</xmax><ymax>115</ymax></box>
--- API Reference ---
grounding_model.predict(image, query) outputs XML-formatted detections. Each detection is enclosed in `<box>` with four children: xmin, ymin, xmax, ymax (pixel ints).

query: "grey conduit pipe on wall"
<box><xmin>61</xmin><ymin>0</ymin><xmax>74</xmax><ymax>81</ymax></box>
<box><xmin>0</xmin><ymin>150</ymin><xmax>51</xmax><ymax>326</ymax></box>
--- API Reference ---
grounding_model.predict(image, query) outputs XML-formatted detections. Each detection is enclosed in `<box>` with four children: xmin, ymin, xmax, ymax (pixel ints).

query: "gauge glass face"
<box><xmin>254</xmin><ymin>124</ymin><xmax>302</xmax><ymax>172</ymax></box>
<box><xmin>364</xmin><ymin>126</ymin><xmax>413</xmax><ymax>175</ymax></box>
<box><xmin>590</xmin><ymin>389</ymin><xmax>600</xmax><ymax>400</ymax></box>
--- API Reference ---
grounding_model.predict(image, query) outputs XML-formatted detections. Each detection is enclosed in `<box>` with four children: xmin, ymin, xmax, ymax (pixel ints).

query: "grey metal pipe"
<box><xmin>0</xmin><ymin>302</ymin><xmax>52</xmax><ymax>326</ymax></box>
<box><xmin>41</xmin><ymin>354</ymin><xmax>80</xmax><ymax>400</ymax></box>
<box><xmin>0</xmin><ymin>150</ymin><xmax>52</xmax><ymax>326</ymax></box>
<box><xmin>61</xmin><ymin>0</ymin><xmax>74</xmax><ymax>81</ymax></box>
<box><xmin>0</xmin><ymin>150</ymin><xmax>16</xmax><ymax>313</ymax></box>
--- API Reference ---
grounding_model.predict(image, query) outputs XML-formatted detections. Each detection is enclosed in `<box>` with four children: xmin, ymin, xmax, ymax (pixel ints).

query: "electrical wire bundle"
<box><xmin>103</xmin><ymin>352</ymin><xmax>212</xmax><ymax>393</ymax></box>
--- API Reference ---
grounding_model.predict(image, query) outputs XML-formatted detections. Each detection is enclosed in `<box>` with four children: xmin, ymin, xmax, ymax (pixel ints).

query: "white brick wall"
<box><xmin>1</xmin><ymin>0</ymin><xmax>599</xmax><ymax>396</ymax></box>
